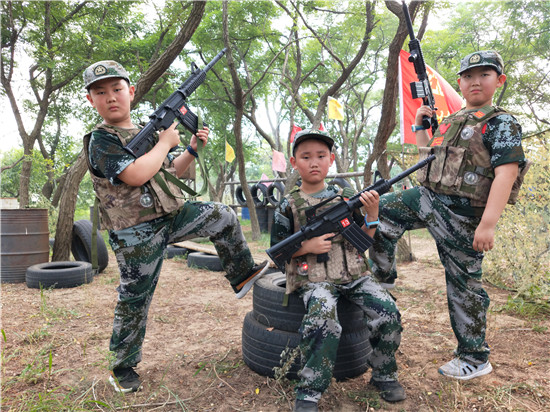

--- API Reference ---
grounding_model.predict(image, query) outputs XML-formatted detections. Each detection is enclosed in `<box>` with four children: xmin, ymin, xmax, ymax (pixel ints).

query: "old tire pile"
<box><xmin>187</xmin><ymin>252</ymin><xmax>223</xmax><ymax>272</ymax></box>
<box><xmin>266</xmin><ymin>182</ymin><xmax>285</xmax><ymax>206</ymax></box>
<box><xmin>71</xmin><ymin>220</ymin><xmax>109</xmax><ymax>273</ymax></box>
<box><xmin>242</xmin><ymin>272</ymin><xmax>371</xmax><ymax>381</ymax></box>
<box><xmin>26</xmin><ymin>261</ymin><xmax>93</xmax><ymax>289</ymax></box>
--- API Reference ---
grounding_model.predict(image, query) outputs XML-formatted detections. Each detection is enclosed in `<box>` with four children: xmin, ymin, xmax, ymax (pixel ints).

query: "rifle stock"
<box><xmin>267</xmin><ymin>155</ymin><xmax>435</xmax><ymax>272</ymax></box>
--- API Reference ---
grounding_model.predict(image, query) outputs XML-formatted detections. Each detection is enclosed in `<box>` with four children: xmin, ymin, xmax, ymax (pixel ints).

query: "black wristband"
<box><xmin>186</xmin><ymin>145</ymin><xmax>198</xmax><ymax>158</ymax></box>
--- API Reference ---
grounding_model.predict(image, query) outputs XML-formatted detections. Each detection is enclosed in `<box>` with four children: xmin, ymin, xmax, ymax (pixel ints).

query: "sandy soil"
<box><xmin>1</xmin><ymin>231</ymin><xmax>549</xmax><ymax>411</ymax></box>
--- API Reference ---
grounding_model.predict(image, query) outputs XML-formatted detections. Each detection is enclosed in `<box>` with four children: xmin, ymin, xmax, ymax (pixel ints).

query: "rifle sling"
<box><xmin>155</xmin><ymin>113</ymin><xmax>210</xmax><ymax>199</ymax></box>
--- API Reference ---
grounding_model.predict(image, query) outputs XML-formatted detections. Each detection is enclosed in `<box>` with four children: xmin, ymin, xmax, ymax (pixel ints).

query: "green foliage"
<box><xmin>483</xmin><ymin>134</ymin><xmax>550</xmax><ymax>303</ymax></box>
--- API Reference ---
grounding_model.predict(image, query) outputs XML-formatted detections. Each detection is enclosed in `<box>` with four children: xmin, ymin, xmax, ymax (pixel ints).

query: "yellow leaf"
<box><xmin>255</xmin><ymin>388</ymin><xmax>260</xmax><ymax>395</ymax></box>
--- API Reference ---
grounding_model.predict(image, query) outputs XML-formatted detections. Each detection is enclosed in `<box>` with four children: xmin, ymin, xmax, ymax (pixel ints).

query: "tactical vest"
<box><xmin>83</xmin><ymin>124</ymin><xmax>186</xmax><ymax>231</ymax></box>
<box><xmin>284</xmin><ymin>186</ymin><xmax>369</xmax><ymax>295</ymax></box>
<box><xmin>416</xmin><ymin>106</ymin><xmax>530</xmax><ymax>207</ymax></box>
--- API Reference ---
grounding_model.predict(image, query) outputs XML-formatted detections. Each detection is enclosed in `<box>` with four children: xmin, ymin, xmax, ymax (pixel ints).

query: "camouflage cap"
<box><xmin>292</xmin><ymin>129</ymin><xmax>334</xmax><ymax>156</ymax></box>
<box><xmin>457</xmin><ymin>50</ymin><xmax>504</xmax><ymax>75</ymax></box>
<box><xmin>83</xmin><ymin>60</ymin><xmax>130</xmax><ymax>89</ymax></box>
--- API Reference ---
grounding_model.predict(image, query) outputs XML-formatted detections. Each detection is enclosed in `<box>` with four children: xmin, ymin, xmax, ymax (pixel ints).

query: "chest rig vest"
<box><xmin>284</xmin><ymin>186</ymin><xmax>369</xmax><ymax>295</ymax></box>
<box><xmin>416</xmin><ymin>106</ymin><xmax>529</xmax><ymax>207</ymax></box>
<box><xmin>83</xmin><ymin>124</ymin><xmax>186</xmax><ymax>231</ymax></box>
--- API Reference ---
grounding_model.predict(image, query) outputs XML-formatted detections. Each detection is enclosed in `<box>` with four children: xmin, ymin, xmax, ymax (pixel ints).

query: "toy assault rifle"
<box><xmin>266</xmin><ymin>155</ymin><xmax>436</xmax><ymax>273</ymax></box>
<box><xmin>402</xmin><ymin>2</ymin><xmax>438</xmax><ymax>135</ymax></box>
<box><xmin>125</xmin><ymin>48</ymin><xmax>227</xmax><ymax>158</ymax></box>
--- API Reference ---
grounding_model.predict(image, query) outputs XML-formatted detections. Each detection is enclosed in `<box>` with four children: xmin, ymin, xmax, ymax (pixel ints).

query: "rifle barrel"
<box><xmin>203</xmin><ymin>48</ymin><xmax>227</xmax><ymax>73</ymax></box>
<box><xmin>387</xmin><ymin>154</ymin><xmax>435</xmax><ymax>186</ymax></box>
<box><xmin>402</xmin><ymin>1</ymin><xmax>416</xmax><ymax>39</ymax></box>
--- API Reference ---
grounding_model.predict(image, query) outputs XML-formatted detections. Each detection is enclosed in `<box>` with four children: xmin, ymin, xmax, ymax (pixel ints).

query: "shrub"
<box><xmin>483</xmin><ymin>134</ymin><xmax>550</xmax><ymax>304</ymax></box>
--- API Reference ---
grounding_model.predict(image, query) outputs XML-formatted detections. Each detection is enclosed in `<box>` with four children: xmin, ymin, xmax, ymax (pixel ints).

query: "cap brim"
<box><xmin>85</xmin><ymin>75</ymin><xmax>130</xmax><ymax>89</ymax></box>
<box><xmin>293</xmin><ymin>134</ymin><xmax>334</xmax><ymax>154</ymax></box>
<box><xmin>457</xmin><ymin>64</ymin><xmax>502</xmax><ymax>75</ymax></box>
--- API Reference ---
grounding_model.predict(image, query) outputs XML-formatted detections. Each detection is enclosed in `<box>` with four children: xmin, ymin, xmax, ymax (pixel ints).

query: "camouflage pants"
<box><xmin>295</xmin><ymin>277</ymin><xmax>402</xmax><ymax>403</ymax></box>
<box><xmin>369</xmin><ymin>186</ymin><xmax>490</xmax><ymax>364</ymax></box>
<box><xmin>108</xmin><ymin>201</ymin><xmax>255</xmax><ymax>369</ymax></box>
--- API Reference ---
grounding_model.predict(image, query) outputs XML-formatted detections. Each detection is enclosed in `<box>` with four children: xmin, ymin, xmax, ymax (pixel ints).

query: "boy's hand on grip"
<box><xmin>158</xmin><ymin>122</ymin><xmax>180</xmax><ymax>150</ymax></box>
<box><xmin>301</xmin><ymin>233</ymin><xmax>335</xmax><ymax>255</ymax></box>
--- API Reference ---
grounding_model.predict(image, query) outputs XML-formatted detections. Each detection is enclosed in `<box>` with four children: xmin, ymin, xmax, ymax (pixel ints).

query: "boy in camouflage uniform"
<box><xmin>271</xmin><ymin>129</ymin><xmax>405</xmax><ymax>412</ymax></box>
<box><xmin>370</xmin><ymin>51</ymin><xmax>529</xmax><ymax>380</ymax></box>
<box><xmin>83</xmin><ymin>60</ymin><xmax>268</xmax><ymax>393</ymax></box>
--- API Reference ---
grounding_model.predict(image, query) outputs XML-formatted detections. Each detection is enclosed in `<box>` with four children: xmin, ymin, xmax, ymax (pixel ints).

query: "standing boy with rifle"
<box><xmin>83</xmin><ymin>59</ymin><xmax>268</xmax><ymax>393</ymax></box>
<box><xmin>270</xmin><ymin>129</ymin><xmax>405</xmax><ymax>412</ymax></box>
<box><xmin>369</xmin><ymin>49</ymin><xmax>529</xmax><ymax>380</ymax></box>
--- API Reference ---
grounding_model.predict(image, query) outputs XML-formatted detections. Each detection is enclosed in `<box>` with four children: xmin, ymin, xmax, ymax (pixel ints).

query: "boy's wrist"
<box><xmin>364</xmin><ymin>215</ymin><xmax>379</xmax><ymax>229</ymax></box>
<box><xmin>186</xmin><ymin>145</ymin><xmax>199</xmax><ymax>158</ymax></box>
<box><xmin>411</xmin><ymin>124</ymin><xmax>428</xmax><ymax>132</ymax></box>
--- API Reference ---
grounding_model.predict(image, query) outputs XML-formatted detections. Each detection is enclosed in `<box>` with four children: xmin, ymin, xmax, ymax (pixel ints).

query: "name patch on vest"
<box><xmin>474</xmin><ymin>110</ymin><xmax>485</xmax><ymax>118</ymax></box>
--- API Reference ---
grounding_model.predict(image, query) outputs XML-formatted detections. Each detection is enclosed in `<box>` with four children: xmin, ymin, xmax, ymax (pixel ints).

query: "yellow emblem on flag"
<box><xmin>225</xmin><ymin>140</ymin><xmax>236</xmax><ymax>163</ymax></box>
<box><xmin>328</xmin><ymin>96</ymin><xmax>344</xmax><ymax>121</ymax></box>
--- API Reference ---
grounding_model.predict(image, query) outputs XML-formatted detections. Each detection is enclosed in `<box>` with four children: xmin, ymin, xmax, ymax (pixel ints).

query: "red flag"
<box><xmin>399</xmin><ymin>50</ymin><xmax>463</xmax><ymax>144</ymax></box>
<box><xmin>319</xmin><ymin>122</ymin><xmax>325</xmax><ymax>131</ymax></box>
<box><xmin>290</xmin><ymin>125</ymin><xmax>302</xmax><ymax>143</ymax></box>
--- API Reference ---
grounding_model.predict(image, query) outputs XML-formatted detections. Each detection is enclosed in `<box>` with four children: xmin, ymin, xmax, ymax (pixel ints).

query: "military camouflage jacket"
<box><xmin>84</xmin><ymin>124</ymin><xmax>186</xmax><ymax>231</ymax></box>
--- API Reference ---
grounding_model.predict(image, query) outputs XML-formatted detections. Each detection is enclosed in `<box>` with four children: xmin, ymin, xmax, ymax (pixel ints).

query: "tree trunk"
<box><xmin>18</xmin><ymin>147</ymin><xmax>33</xmax><ymax>208</ymax></box>
<box><xmin>51</xmin><ymin>151</ymin><xmax>88</xmax><ymax>261</ymax></box>
<box><xmin>396</xmin><ymin>237</ymin><xmax>415</xmax><ymax>263</ymax></box>
<box><xmin>222</xmin><ymin>0</ymin><xmax>261</xmax><ymax>240</ymax></box>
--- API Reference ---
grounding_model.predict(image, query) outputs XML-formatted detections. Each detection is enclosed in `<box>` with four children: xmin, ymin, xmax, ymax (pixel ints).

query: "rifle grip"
<box><xmin>422</xmin><ymin>115</ymin><xmax>432</xmax><ymax>131</ymax></box>
<box><xmin>317</xmin><ymin>253</ymin><xmax>329</xmax><ymax>263</ymax></box>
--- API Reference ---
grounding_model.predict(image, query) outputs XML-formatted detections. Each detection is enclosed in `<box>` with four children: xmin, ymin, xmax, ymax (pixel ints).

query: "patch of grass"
<box><xmin>346</xmin><ymin>389</ymin><xmax>382</xmax><ymax>409</ymax></box>
<box><xmin>493</xmin><ymin>295</ymin><xmax>550</xmax><ymax>320</ymax></box>
<box><xmin>23</xmin><ymin>326</ymin><xmax>50</xmax><ymax>345</ymax></box>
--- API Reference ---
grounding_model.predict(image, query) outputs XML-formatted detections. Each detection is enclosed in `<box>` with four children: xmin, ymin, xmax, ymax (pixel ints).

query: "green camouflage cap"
<box><xmin>457</xmin><ymin>50</ymin><xmax>504</xmax><ymax>75</ymax></box>
<box><xmin>83</xmin><ymin>60</ymin><xmax>130</xmax><ymax>89</ymax></box>
<box><xmin>292</xmin><ymin>129</ymin><xmax>334</xmax><ymax>156</ymax></box>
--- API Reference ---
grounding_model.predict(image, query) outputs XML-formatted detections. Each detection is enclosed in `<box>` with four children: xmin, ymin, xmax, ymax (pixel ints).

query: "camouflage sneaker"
<box><xmin>233</xmin><ymin>260</ymin><xmax>269</xmax><ymax>299</ymax></box>
<box><xmin>294</xmin><ymin>399</ymin><xmax>318</xmax><ymax>412</ymax></box>
<box><xmin>370</xmin><ymin>378</ymin><xmax>406</xmax><ymax>402</ymax></box>
<box><xmin>438</xmin><ymin>358</ymin><xmax>493</xmax><ymax>380</ymax></box>
<box><xmin>109</xmin><ymin>367</ymin><xmax>142</xmax><ymax>393</ymax></box>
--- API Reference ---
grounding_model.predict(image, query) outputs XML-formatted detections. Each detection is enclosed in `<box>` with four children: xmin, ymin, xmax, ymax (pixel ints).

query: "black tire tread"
<box><xmin>26</xmin><ymin>261</ymin><xmax>93</xmax><ymax>289</ymax></box>
<box><xmin>252</xmin><ymin>272</ymin><xmax>366</xmax><ymax>332</ymax></box>
<box><xmin>187</xmin><ymin>252</ymin><xmax>223</xmax><ymax>272</ymax></box>
<box><xmin>71</xmin><ymin>220</ymin><xmax>109</xmax><ymax>273</ymax></box>
<box><xmin>242</xmin><ymin>311</ymin><xmax>370</xmax><ymax>380</ymax></box>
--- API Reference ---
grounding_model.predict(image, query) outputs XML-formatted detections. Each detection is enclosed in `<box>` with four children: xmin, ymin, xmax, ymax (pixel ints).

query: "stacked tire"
<box><xmin>242</xmin><ymin>272</ymin><xmax>372</xmax><ymax>381</ymax></box>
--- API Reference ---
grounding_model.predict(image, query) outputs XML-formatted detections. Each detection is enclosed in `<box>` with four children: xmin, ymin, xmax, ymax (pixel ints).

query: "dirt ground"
<box><xmin>1</xmin><ymin>230</ymin><xmax>549</xmax><ymax>411</ymax></box>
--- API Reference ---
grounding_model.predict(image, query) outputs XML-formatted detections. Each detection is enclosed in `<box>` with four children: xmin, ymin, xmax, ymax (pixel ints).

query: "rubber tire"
<box><xmin>252</xmin><ymin>272</ymin><xmax>366</xmax><ymax>332</ymax></box>
<box><xmin>71</xmin><ymin>220</ymin><xmax>109</xmax><ymax>273</ymax></box>
<box><xmin>26</xmin><ymin>261</ymin><xmax>93</xmax><ymax>289</ymax></box>
<box><xmin>267</xmin><ymin>182</ymin><xmax>285</xmax><ymax>207</ymax></box>
<box><xmin>165</xmin><ymin>245</ymin><xmax>188</xmax><ymax>259</ymax></box>
<box><xmin>250</xmin><ymin>183</ymin><xmax>268</xmax><ymax>207</ymax></box>
<box><xmin>235</xmin><ymin>185</ymin><xmax>249</xmax><ymax>206</ymax></box>
<box><xmin>328</xmin><ymin>177</ymin><xmax>352</xmax><ymax>189</ymax></box>
<box><xmin>187</xmin><ymin>252</ymin><xmax>223</xmax><ymax>272</ymax></box>
<box><xmin>242</xmin><ymin>311</ymin><xmax>370</xmax><ymax>381</ymax></box>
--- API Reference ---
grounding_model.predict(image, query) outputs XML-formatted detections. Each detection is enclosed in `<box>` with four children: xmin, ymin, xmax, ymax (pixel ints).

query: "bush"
<box><xmin>483</xmin><ymin>135</ymin><xmax>550</xmax><ymax>303</ymax></box>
